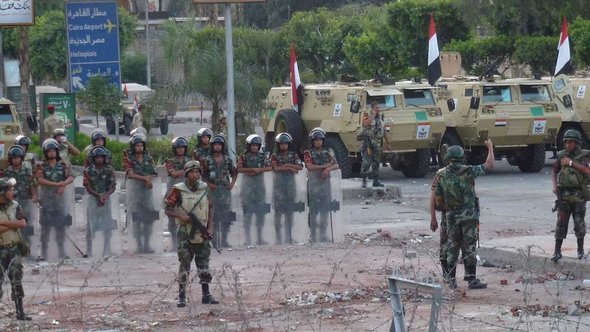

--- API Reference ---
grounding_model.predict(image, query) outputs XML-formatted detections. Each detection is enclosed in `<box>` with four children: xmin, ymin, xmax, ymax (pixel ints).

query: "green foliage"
<box><xmin>444</xmin><ymin>36</ymin><xmax>515</xmax><ymax>76</ymax></box>
<box><xmin>76</xmin><ymin>77</ymin><xmax>125</xmax><ymax>117</ymax></box>
<box><xmin>121</xmin><ymin>53</ymin><xmax>148</xmax><ymax>85</ymax></box>
<box><xmin>513</xmin><ymin>36</ymin><xmax>556</xmax><ymax>77</ymax></box>
<box><xmin>570</xmin><ymin>17</ymin><xmax>590</xmax><ymax>69</ymax></box>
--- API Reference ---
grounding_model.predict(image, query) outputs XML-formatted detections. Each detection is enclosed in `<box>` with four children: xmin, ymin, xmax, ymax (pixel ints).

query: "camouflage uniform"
<box><xmin>35</xmin><ymin>161</ymin><xmax>73</xmax><ymax>259</ymax></box>
<box><xmin>0</xmin><ymin>200</ymin><xmax>26</xmax><ymax>301</ymax></box>
<box><xmin>304</xmin><ymin>147</ymin><xmax>337</xmax><ymax>243</ymax></box>
<box><xmin>271</xmin><ymin>151</ymin><xmax>302</xmax><ymax>244</ymax></box>
<box><xmin>59</xmin><ymin>143</ymin><xmax>71</xmax><ymax>167</ymax></box>
<box><xmin>238</xmin><ymin>151</ymin><xmax>270</xmax><ymax>245</ymax></box>
<box><xmin>83</xmin><ymin>163</ymin><xmax>117</xmax><ymax>256</ymax></box>
<box><xmin>4</xmin><ymin>163</ymin><xmax>35</xmax><ymax>247</ymax></box>
<box><xmin>360</xmin><ymin>111</ymin><xmax>383</xmax><ymax>181</ymax></box>
<box><xmin>165</xmin><ymin>155</ymin><xmax>191</xmax><ymax>249</ymax></box>
<box><xmin>192</xmin><ymin>147</ymin><xmax>209</xmax><ymax>164</ymax></box>
<box><xmin>553</xmin><ymin>148</ymin><xmax>590</xmax><ymax>240</ymax></box>
<box><xmin>202</xmin><ymin>154</ymin><xmax>236</xmax><ymax>247</ymax></box>
<box><xmin>435</xmin><ymin>163</ymin><xmax>486</xmax><ymax>282</ymax></box>
<box><xmin>124</xmin><ymin>152</ymin><xmax>158</xmax><ymax>252</ymax></box>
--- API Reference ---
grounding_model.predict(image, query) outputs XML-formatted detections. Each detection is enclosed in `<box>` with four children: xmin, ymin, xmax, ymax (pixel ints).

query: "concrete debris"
<box><xmin>281</xmin><ymin>287</ymin><xmax>389</xmax><ymax>306</ymax></box>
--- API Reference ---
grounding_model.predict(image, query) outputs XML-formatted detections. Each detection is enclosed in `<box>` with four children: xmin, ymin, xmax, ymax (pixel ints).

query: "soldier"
<box><xmin>43</xmin><ymin>104</ymin><xmax>63</xmax><ymax>140</ymax></box>
<box><xmin>271</xmin><ymin>133</ymin><xmax>303</xmax><ymax>244</ymax></box>
<box><xmin>192</xmin><ymin>128</ymin><xmax>213</xmax><ymax>163</ymax></box>
<box><xmin>165</xmin><ymin>137</ymin><xmax>191</xmax><ymax>249</ymax></box>
<box><xmin>202</xmin><ymin>134</ymin><xmax>237</xmax><ymax>248</ymax></box>
<box><xmin>360</xmin><ymin>102</ymin><xmax>385</xmax><ymax>188</ymax></box>
<box><xmin>53</xmin><ymin>128</ymin><xmax>80</xmax><ymax>167</ymax></box>
<box><xmin>551</xmin><ymin>129</ymin><xmax>590</xmax><ymax>261</ymax></box>
<box><xmin>124</xmin><ymin>133</ymin><xmax>159</xmax><ymax>253</ymax></box>
<box><xmin>83</xmin><ymin>146</ymin><xmax>117</xmax><ymax>257</ymax></box>
<box><xmin>14</xmin><ymin>135</ymin><xmax>38</xmax><ymax>168</ymax></box>
<box><xmin>0</xmin><ymin>178</ymin><xmax>32</xmax><ymax>320</ymax></box>
<box><xmin>164</xmin><ymin>160</ymin><xmax>219</xmax><ymax>307</ymax></box>
<box><xmin>434</xmin><ymin>139</ymin><xmax>494</xmax><ymax>289</ymax></box>
<box><xmin>237</xmin><ymin>134</ymin><xmax>272</xmax><ymax>246</ymax></box>
<box><xmin>304</xmin><ymin>128</ymin><xmax>340</xmax><ymax>243</ymax></box>
<box><xmin>4</xmin><ymin>146</ymin><xmax>38</xmax><ymax>251</ymax></box>
<box><xmin>83</xmin><ymin>129</ymin><xmax>111</xmax><ymax>166</ymax></box>
<box><xmin>35</xmin><ymin>139</ymin><xmax>75</xmax><ymax>260</ymax></box>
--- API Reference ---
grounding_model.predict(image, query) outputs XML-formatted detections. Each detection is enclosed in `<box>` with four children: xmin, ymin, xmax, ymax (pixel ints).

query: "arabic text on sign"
<box><xmin>0</xmin><ymin>0</ymin><xmax>31</xmax><ymax>12</ymax></box>
<box><xmin>67</xmin><ymin>8</ymin><xmax>107</xmax><ymax>19</ymax></box>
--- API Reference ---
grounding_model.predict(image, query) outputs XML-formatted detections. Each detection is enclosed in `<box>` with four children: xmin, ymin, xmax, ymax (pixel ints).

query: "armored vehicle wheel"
<box><xmin>401</xmin><ymin>149</ymin><xmax>430</xmax><ymax>178</ymax></box>
<box><xmin>438</xmin><ymin>131</ymin><xmax>462</xmax><ymax>167</ymax></box>
<box><xmin>325</xmin><ymin>136</ymin><xmax>352</xmax><ymax>179</ymax></box>
<box><xmin>518</xmin><ymin>144</ymin><xmax>545</xmax><ymax>173</ymax></box>
<box><xmin>467</xmin><ymin>147</ymin><xmax>487</xmax><ymax>165</ymax></box>
<box><xmin>274</xmin><ymin>109</ymin><xmax>303</xmax><ymax>153</ymax></box>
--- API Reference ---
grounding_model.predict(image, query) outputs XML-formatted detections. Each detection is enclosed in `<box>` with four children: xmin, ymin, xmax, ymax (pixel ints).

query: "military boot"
<box><xmin>551</xmin><ymin>239</ymin><xmax>563</xmax><ymax>262</ymax></box>
<box><xmin>467</xmin><ymin>278</ymin><xmax>488</xmax><ymax>289</ymax></box>
<box><xmin>361</xmin><ymin>177</ymin><xmax>367</xmax><ymax>189</ymax></box>
<box><xmin>144</xmin><ymin>233</ymin><xmax>155</xmax><ymax>254</ymax></box>
<box><xmin>103</xmin><ymin>237</ymin><xmax>112</xmax><ymax>257</ymax></box>
<box><xmin>201</xmin><ymin>284</ymin><xmax>219</xmax><ymax>304</ymax></box>
<box><xmin>15</xmin><ymin>299</ymin><xmax>31</xmax><ymax>321</ymax></box>
<box><xmin>256</xmin><ymin>226</ymin><xmax>268</xmax><ymax>246</ymax></box>
<box><xmin>372</xmin><ymin>176</ymin><xmax>384</xmax><ymax>187</ymax></box>
<box><xmin>177</xmin><ymin>285</ymin><xmax>186</xmax><ymax>308</ymax></box>
<box><xmin>440</xmin><ymin>260</ymin><xmax>450</xmax><ymax>283</ymax></box>
<box><xmin>447</xmin><ymin>268</ymin><xmax>457</xmax><ymax>289</ymax></box>
<box><xmin>578</xmin><ymin>237</ymin><xmax>585</xmax><ymax>260</ymax></box>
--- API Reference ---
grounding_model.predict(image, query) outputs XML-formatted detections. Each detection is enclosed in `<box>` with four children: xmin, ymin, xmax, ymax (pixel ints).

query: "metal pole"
<box><xmin>224</xmin><ymin>4</ymin><xmax>236</xmax><ymax>162</ymax></box>
<box><xmin>145</xmin><ymin>0</ymin><xmax>151</xmax><ymax>88</ymax></box>
<box><xmin>0</xmin><ymin>30</ymin><xmax>4</xmax><ymax>98</ymax></box>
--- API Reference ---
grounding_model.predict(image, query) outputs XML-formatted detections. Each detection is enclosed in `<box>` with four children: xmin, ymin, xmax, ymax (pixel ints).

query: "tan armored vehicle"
<box><xmin>262</xmin><ymin>81</ymin><xmax>446</xmax><ymax>178</ymax></box>
<box><xmin>436</xmin><ymin>77</ymin><xmax>562</xmax><ymax>172</ymax></box>
<box><xmin>549</xmin><ymin>75</ymin><xmax>590</xmax><ymax>150</ymax></box>
<box><xmin>0</xmin><ymin>98</ymin><xmax>23</xmax><ymax>168</ymax></box>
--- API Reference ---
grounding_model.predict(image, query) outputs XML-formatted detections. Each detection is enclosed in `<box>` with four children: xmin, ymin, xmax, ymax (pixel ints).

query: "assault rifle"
<box><xmin>188</xmin><ymin>212</ymin><xmax>222</xmax><ymax>254</ymax></box>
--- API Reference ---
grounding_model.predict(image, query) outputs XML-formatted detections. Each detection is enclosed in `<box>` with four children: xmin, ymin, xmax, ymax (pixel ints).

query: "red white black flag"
<box><xmin>555</xmin><ymin>16</ymin><xmax>573</xmax><ymax>76</ymax></box>
<box><xmin>427</xmin><ymin>14</ymin><xmax>442</xmax><ymax>86</ymax></box>
<box><xmin>290</xmin><ymin>45</ymin><xmax>303</xmax><ymax>112</ymax></box>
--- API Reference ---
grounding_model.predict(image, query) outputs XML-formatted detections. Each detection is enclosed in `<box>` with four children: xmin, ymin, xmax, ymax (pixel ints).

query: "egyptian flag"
<box><xmin>427</xmin><ymin>14</ymin><xmax>442</xmax><ymax>86</ymax></box>
<box><xmin>290</xmin><ymin>45</ymin><xmax>303</xmax><ymax>112</ymax></box>
<box><xmin>555</xmin><ymin>16</ymin><xmax>573</xmax><ymax>76</ymax></box>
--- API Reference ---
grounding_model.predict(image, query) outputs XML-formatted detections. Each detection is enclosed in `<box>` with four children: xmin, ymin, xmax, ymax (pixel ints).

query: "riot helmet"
<box><xmin>309</xmin><ymin>128</ymin><xmax>326</xmax><ymax>141</ymax></box>
<box><xmin>53</xmin><ymin>128</ymin><xmax>66</xmax><ymax>139</ymax></box>
<box><xmin>91</xmin><ymin>129</ymin><xmax>107</xmax><ymax>146</ymax></box>
<box><xmin>7</xmin><ymin>145</ymin><xmax>25</xmax><ymax>160</ymax></box>
<box><xmin>15</xmin><ymin>135</ymin><xmax>31</xmax><ymax>148</ymax></box>
<box><xmin>90</xmin><ymin>146</ymin><xmax>108</xmax><ymax>163</ymax></box>
<box><xmin>130</xmin><ymin>127</ymin><xmax>148</xmax><ymax>137</ymax></box>
<box><xmin>42</xmin><ymin>138</ymin><xmax>61</xmax><ymax>160</ymax></box>
<box><xmin>0</xmin><ymin>178</ymin><xmax>16</xmax><ymax>196</ymax></box>
<box><xmin>171</xmin><ymin>136</ymin><xmax>189</xmax><ymax>155</ymax></box>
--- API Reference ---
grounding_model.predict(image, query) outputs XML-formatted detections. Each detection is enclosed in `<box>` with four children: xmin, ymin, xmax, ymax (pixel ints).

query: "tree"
<box><xmin>121</xmin><ymin>53</ymin><xmax>148</xmax><ymax>84</ymax></box>
<box><xmin>570</xmin><ymin>17</ymin><xmax>590</xmax><ymax>69</ymax></box>
<box><xmin>513</xmin><ymin>36</ymin><xmax>555</xmax><ymax>77</ymax></box>
<box><xmin>444</xmin><ymin>36</ymin><xmax>515</xmax><ymax>76</ymax></box>
<box><xmin>18</xmin><ymin>27</ymin><xmax>32</xmax><ymax>135</ymax></box>
<box><xmin>77</xmin><ymin>77</ymin><xmax>125</xmax><ymax>125</ymax></box>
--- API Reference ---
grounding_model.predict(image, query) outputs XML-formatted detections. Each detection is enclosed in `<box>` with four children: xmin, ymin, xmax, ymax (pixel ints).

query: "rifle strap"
<box><xmin>180</xmin><ymin>183</ymin><xmax>208</xmax><ymax>216</ymax></box>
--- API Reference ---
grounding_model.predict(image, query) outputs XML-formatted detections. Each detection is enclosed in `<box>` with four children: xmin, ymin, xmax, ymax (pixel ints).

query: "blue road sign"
<box><xmin>66</xmin><ymin>1</ymin><xmax>121</xmax><ymax>93</ymax></box>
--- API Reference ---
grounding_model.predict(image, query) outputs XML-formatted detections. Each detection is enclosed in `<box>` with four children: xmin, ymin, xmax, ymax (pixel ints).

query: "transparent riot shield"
<box><xmin>84</xmin><ymin>192</ymin><xmax>121</xmax><ymax>257</ymax></box>
<box><xmin>123</xmin><ymin>176</ymin><xmax>165</xmax><ymax>254</ymax></box>
<box><xmin>210</xmin><ymin>183</ymin><xmax>236</xmax><ymax>248</ymax></box>
<box><xmin>307</xmin><ymin>169</ymin><xmax>343</xmax><ymax>243</ymax></box>
<box><xmin>231</xmin><ymin>171</ymin><xmax>273</xmax><ymax>247</ymax></box>
<box><xmin>272</xmin><ymin>169</ymin><xmax>309</xmax><ymax>245</ymax></box>
<box><xmin>20</xmin><ymin>199</ymin><xmax>39</xmax><ymax>259</ymax></box>
<box><xmin>38</xmin><ymin>183</ymin><xmax>76</xmax><ymax>261</ymax></box>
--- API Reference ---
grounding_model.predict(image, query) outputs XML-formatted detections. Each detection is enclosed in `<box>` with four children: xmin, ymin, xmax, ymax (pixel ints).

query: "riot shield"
<box><xmin>20</xmin><ymin>199</ymin><xmax>39</xmax><ymax>259</ymax></box>
<box><xmin>211</xmin><ymin>184</ymin><xmax>236</xmax><ymax>248</ymax></box>
<box><xmin>124</xmin><ymin>176</ymin><xmax>165</xmax><ymax>254</ymax></box>
<box><xmin>232</xmin><ymin>171</ymin><xmax>273</xmax><ymax>247</ymax></box>
<box><xmin>272</xmin><ymin>169</ymin><xmax>309</xmax><ymax>245</ymax></box>
<box><xmin>38</xmin><ymin>183</ymin><xmax>76</xmax><ymax>261</ymax></box>
<box><xmin>165</xmin><ymin>176</ymin><xmax>184</xmax><ymax>251</ymax></box>
<box><xmin>307</xmin><ymin>169</ymin><xmax>344</xmax><ymax>243</ymax></box>
<box><xmin>83</xmin><ymin>192</ymin><xmax>121</xmax><ymax>257</ymax></box>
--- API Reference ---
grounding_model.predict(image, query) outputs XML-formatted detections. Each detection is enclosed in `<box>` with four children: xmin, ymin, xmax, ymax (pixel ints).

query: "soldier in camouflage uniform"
<box><xmin>125</xmin><ymin>134</ymin><xmax>159</xmax><ymax>253</ymax></box>
<box><xmin>434</xmin><ymin>139</ymin><xmax>493</xmax><ymax>289</ymax></box>
<box><xmin>360</xmin><ymin>102</ymin><xmax>384</xmax><ymax>188</ymax></box>
<box><xmin>202</xmin><ymin>134</ymin><xmax>237</xmax><ymax>248</ymax></box>
<box><xmin>271</xmin><ymin>133</ymin><xmax>303</xmax><ymax>244</ymax></box>
<box><xmin>0</xmin><ymin>178</ymin><xmax>32</xmax><ymax>320</ymax></box>
<box><xmin>83</xmin><ymin>129</ymin><xmax>111</xmax><ymax>167</ymax></box>
<box><xmin>192</xmin><ymin>128</ymin><xmax>213</xmax><ymax>163</ymax></box>
<box><xmin>53</xmin><ymin>128</ymin><xmax>80</xmax><ymax>167</ymax></box>
<box><xmin>304</xmin><ymin>128</ymin><xmax>340</xmax><ymax>243</ymax></box>
<box><xmin>237</xmin><ymin>134</ymin><xmax>272</xmax><ymax>246</ymax></box>
<box><xmin>3</xmin><ymin>146</ymin><xmax>38</xmax><ymax>252</ymax></box>
<box><xmin>14</xmin><ymin>135</ymin><xmax>38</xmax><ymax>169</ymax></box>
<box><xmin>165</xmin><ymin>137</ymin><xmax>191</xmax><ymax>249</ymax></box>
<box><xmin>83</xmin><ymin>146</ymin><xmax>117</xmax><ymax>257</ymax></box>
<box><xmin>35</xmin><ymin>139</ymin><xmax>75</xmax><ymax>260</ymax></box>
<box><xmin>551</xmin><ymin>129</ymin><xmax>590</xmax><ymax>261</ymax></box>
<box><xmin>165</xmin><ymin>160</ymin><xmax>219</xmax><ymax>307</ymax></box>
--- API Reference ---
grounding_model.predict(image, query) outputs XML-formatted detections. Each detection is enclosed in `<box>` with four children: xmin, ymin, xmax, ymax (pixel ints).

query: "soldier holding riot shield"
<box><xmin>35</xmin><ymin>139</ymin><xmax>75</xmax><ymax>260</ymax></box>
<box><xmin>83</xmin><ymin>129</ymin><xmax>111</xmax><ymax>167</ymax></box>
<box><xmin>304</xmin><ymin>128</ymin><xmax>340</xmax><ymax>243</ymax></box>
<box><xmin>237</xmin><ymin>134</ymin><xmax>272</xmax><ymax>246</ymax></box>
<box><xmin>271</xmin><ymin>133</ymin><xmax>304</xmax><ymax>244</ymax></box>
<box><xmin>4</xmin><ymin>146</ymin><xmax>38</xmax><ymax>256</ymax></box>
<box><xmin>202</xmin><ymin>134</ymin><xmax>237</xmax><ymax>248</ymax></box>
<box><xmin>84</xmin><ymin>146</ymin><xmax>117</xmax><ymax>257</ymax></box>
<box><xmin>164</xmin><ymin>137</ymin><xmax>192</xmax><ymax>249</ymax></box>
<box><xmin>124</xmin><ymin>133</ymin><xmax>160</xmax><ymax>254</ymax></box>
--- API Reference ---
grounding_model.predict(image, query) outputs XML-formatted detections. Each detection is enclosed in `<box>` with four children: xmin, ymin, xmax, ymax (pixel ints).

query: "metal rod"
<box><xmin>145</xmin><ymin>0</ymin><xmax>151</xmax><ymax>88</ymax></box>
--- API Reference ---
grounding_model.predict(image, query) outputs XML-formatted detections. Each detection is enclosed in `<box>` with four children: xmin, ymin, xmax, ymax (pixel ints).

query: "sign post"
<box><xmin>66</xmin><ymin>1</ymin><xmax>122</xmax><ymax>93</ymax></box>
